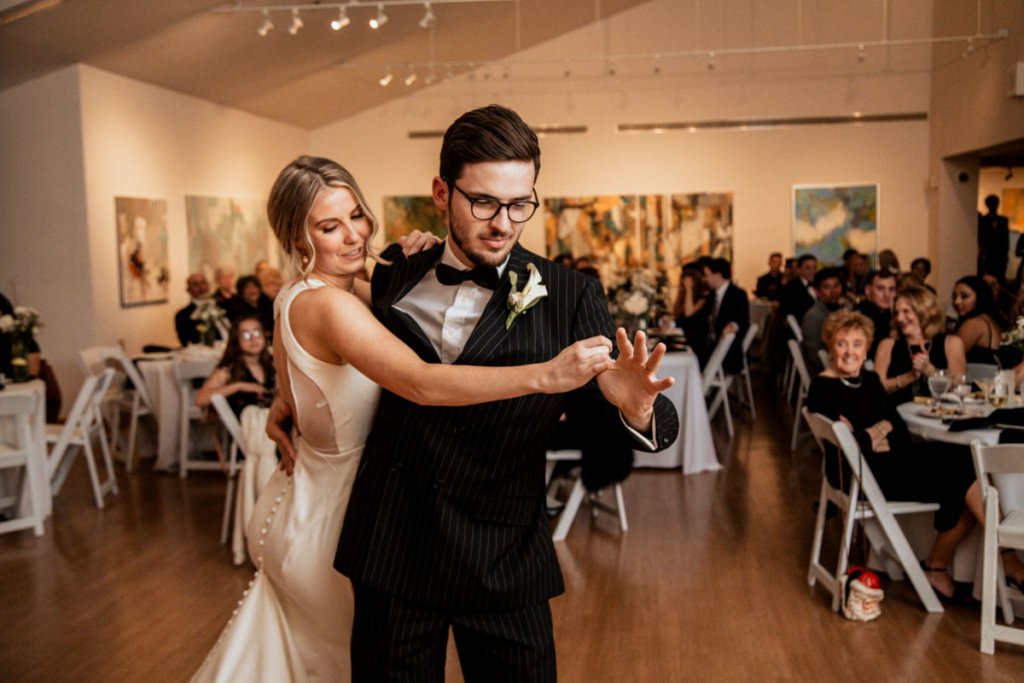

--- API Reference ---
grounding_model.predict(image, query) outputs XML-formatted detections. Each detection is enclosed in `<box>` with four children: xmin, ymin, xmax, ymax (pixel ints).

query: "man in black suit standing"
<box><xmin>754</xmin><ymin>252</ymin><xmax>784</xmax><ymax>302</ymax></box>
<box><xmin>272</xmin><ymin>105</ymin><xmax>679</xmax><ymax>681</ymax></box>
<box><xmin>780</xmin><ymin>254</ymin><xmax>817</xmax><ymax>323</ymax></box>
<box><xmin>174</xmin><ymin>272</ymin><xmax>220</xmax><ymax>346</ymax></box>
<box><xmin>978</xmin><ymin>194</ymin><xmax>1010</xmax><ymax>283</ymax></box>
<box><xmin>700</xmin><ymin>257</ymin><xmax>750</xmax><ymax>375</ymax></box>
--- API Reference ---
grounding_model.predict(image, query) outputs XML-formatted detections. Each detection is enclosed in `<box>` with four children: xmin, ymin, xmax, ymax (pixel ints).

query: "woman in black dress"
<box><xmin>195</xmin><ymin>313</ymin><xmax>276</xmax><ymax>417</ymax></box>
<box><xmin>953</xmin><ymin>275</ymin><xmax>1017</xmax><ymax>366</ymax></box>
<box><xmin>874</xmin><ymin>283</ymin><xmax>966</xmax><ymax>406</ymax></box>
<box><xmin>672</xmin><ymin>264</ymin><xmax>709</xmax><ymax>357</ymax></box>
<box><xmin>807</xmin><ymin>310</ymin><xmax>1024</xmax><ymax>598</ymax></box>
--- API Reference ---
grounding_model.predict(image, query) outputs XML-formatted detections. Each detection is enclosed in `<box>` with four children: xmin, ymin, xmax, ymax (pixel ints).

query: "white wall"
<box><xmin>311</xmin><ymin>0</ymin><xmax>933</xmax><ymax>291</ymax></box>
<box><xmin>0</xmin><ymin>66</ymin><xmax>93</xmax><ymax>393</ymax></box>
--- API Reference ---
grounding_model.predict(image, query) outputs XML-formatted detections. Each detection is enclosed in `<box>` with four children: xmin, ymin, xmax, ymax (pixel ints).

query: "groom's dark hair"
<box><xmin>439</xmin><ymin>104</ymin><xmax>540</xmax><ymax>182</ymax></box>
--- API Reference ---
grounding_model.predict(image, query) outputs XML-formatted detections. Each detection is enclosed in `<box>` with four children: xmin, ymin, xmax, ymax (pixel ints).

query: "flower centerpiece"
<box><xmin>1003</xmin><ymin>316</ymin><xmax>1024</xmax><ymax>354</ymax></box>
<box><xmin>190</xmin><ymin>300</ymin><xmax>227</xmax><ymax>347</ymax></box>
<box><xmin>606</xmin><ymin>267</ymin><xmax>670</xmax><ymax>334</ymax></box>
<box><xmin>0</xmin><ymin>305</ymin><xmax>43</xmax><ymax>382</ymax></box>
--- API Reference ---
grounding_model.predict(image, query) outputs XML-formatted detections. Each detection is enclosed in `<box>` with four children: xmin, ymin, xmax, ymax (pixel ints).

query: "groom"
<box><xmin>277</xmin><ymin>105</ymin><xmax>678</xmax><ymax>681</ymax></box>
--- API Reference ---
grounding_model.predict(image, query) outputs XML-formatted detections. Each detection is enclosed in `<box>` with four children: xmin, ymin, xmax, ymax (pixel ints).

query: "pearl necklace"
<box><xmin>838</xmin><ymin>375</ymin><xmax>862</xmax><ymax>389</ymax></box>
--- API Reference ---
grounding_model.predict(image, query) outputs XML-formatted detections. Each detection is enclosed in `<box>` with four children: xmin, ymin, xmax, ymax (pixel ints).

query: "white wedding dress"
<box><xmin>192</xmin><ymin>278</ymin><xmax>380</xmax><ymax>683</ymax></box>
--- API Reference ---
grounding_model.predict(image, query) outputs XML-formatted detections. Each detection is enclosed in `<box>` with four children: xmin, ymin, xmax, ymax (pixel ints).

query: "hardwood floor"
<box><xmin>2</xmin><ymin>376</ymin><xmax>1022</xmax><ymax>681</ymax></box>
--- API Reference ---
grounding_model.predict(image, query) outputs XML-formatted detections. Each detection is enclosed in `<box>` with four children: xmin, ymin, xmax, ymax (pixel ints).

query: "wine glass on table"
<box><xmin>927</xmin><ymin>369</ymin><xmax>950</xmax><ymax>412</ymax></box>
<box><xmin>951</xmin><ymin>373</ymin><xmax>972</xmax><ymax>413</ymax></box>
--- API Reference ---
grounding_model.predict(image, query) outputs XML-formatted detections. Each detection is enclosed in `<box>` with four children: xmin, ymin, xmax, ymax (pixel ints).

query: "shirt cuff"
<box><xmin>619</xmin><ymin>410</ymin><xmax>658</xmax><ymax>450</ymax></box>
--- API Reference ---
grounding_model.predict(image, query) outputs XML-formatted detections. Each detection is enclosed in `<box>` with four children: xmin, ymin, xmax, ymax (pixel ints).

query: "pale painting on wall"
<box><xmin>115</xmin><ymin>196</ymin><xmax>170</xmax><ymax>307</ymax></box>
<box><xmin>186</xmin><ymin>196</ymin><xmax>284</xmax><ymax>284</ymax></box>
<box><xmin>382</xmin><ymin>196</ymin><xmax>448</xmax><ymax>243</ymax></box>
<box><xmin>793</xmin><ymin>184</ymin><xmax>878</xmax><ymax>267</ymax></box>
<box><xmin>543</xmin><ymin>195</ymin><xmax>655</xmax><ymax>284</ymax></box>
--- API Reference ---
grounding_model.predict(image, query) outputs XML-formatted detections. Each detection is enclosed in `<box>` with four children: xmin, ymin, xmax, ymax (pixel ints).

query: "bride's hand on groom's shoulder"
<box><xmin>266</xmin><ymin>396</ymin><xmax>297</xmax><ymax>475</ymax></box>
<box><xmin>398</xmin><ymin>230</ymin><xmax>442</xmax><ymax>257</ymax></box>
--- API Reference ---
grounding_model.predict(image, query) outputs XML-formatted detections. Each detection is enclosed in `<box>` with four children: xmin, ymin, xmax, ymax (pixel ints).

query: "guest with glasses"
<box><xmin>195</xmin><ymin>314</ymin><xmax>275</xmax><ymax>417</ymax></box>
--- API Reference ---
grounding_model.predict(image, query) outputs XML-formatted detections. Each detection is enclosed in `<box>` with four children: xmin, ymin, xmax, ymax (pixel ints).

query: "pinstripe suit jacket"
<box><xmin>335</xmin><ymin>242</ymin><xmax>679</xmax><ymax>610</ymax></box>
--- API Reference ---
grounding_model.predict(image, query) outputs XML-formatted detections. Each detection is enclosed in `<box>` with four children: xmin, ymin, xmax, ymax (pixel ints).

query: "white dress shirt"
<box><xmin>394</xmin><ymin>241</ymin><xmax>509</xmax><ymax>364</ymax></box>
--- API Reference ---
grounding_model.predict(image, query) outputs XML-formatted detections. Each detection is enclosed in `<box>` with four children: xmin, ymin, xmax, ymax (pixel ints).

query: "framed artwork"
<box><xmin>382</xmin><ymin>196</ymin><xmax>447</xmax><ymax>243</ymax></box>
<box><xmin>115</xmin><ymin>196</ymin><xmax>170</xmax><ymax>307</ymax></box>
<box><xmin>543</xmin><ymin>195</ymin><xmax>655</xmax><ymax>284</ymax></box>
<box><xmin>792</xmin><ymin>183</ymin><xmax>878</xmax><ymax>267</ymax></box>
<box><xmin>186</xmin><ymin>196</ymin><xmax>284</xmax><ymax>284</ymax></box>
<box><xmin>1003</xmin><ymin>187</ymin><xmax>1024</xmax><ymax>233</ymax></box>
<box><xmin>664</xmin><ymin>192</ymin><xmax>733</xmax><ymax>269</ymax></box>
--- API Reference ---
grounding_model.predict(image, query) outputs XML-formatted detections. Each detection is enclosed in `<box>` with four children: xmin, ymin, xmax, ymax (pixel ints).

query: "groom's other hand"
<box><xmin>266</xmin><ymin>396</ymin><xmax>297</xmax><ymax>475</ymax></box>
<box><xmin>596</xmin><ymin>328</ymin><xmax>674</xmax><ymax>433</ymax></box>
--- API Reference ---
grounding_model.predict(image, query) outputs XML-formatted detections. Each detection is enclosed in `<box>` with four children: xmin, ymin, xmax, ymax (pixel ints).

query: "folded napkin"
<box><xmin>948</xmin><ymin>407</ymin><xmax>1024</xmax><ymax>432</ymax></box>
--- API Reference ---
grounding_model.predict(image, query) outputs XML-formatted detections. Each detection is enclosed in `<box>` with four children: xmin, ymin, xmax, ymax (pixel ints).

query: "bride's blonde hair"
<box><xmin>267</xmin><ymin>156</ymin><xmax>382</xmax><ymax>279</ymax></box>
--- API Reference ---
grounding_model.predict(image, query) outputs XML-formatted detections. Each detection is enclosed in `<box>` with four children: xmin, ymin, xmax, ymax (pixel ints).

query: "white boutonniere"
<box><xmin>506</xmin><ymin>263</ymin><xmax>547</xmax><ymax>330</ymax></box>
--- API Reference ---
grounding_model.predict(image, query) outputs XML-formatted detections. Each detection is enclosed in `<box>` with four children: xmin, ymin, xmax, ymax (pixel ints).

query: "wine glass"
<box><xmin>927</xmin><ymin>369</ymin><xmax>950</xmax><ymax>410</ymax></box>
<box><xmin>950</xmin><ymin>373</ymin><xmax>972</xmax><ymax>413</ymax></box>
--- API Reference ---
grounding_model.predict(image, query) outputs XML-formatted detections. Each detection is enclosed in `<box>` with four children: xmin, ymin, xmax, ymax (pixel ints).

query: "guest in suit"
<box><xmin>174</xmin><ymin>272</ymin><xmax>224</xmax><ymax>346</ymax></box>
<box><xmin>800</xmin><ymin>267</ymin><xmax>844</xmax><ymax>373</ymax></box>
<box><xmin>910</xmin><ymin>257</ymin><xmax>936</xmax><ymax>294</ymax></box>
<box><xmin>700</xmin><ymin>257</ymin><xmax>749</xmax><ymax>375</ymax></box>
<box><xmin>855</xmin><ymin>269</ymin><xmax>896</xmax><ymax>362</ymax></box>
<box><xmin>755</xmin><ymin>252</ymin><xmax>784</xmax><ymax>302</ymax></box>
<box><xmin>268</xmin><ymin>106</ymin><xmax>679</xmax><ymax>681</ymax></box>
<box><xmin>780</xmin><ymin>254</ymin><xmax>817</xmax><ymax>323</ymax></box>
<box><xmin>978</xmin><ymin>194</ymin><xmax>1010</xmax><ymax>282</ymax></box>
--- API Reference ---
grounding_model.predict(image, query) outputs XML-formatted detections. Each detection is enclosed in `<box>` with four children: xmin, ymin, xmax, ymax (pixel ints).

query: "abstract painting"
<box><xmin>664</xmin><ymin>192</ymin><xmax>733</xmax><ymax>269</ymax></box>
<box><xmin>1004</xmin><ymin>187</ymin><xmax>1024</xmax><ymax>233</ymax></box>
<box><xmin>383</xmin><ymin>196</ymin><xmax>448</xmax><ymax>243</ymax></box>
<box><xmin>793</xmin><ymin>184</ymin><xmax>878</xmax><ymax>267</ymax></box>
<box><xmin>115</xmin><ymin>196</ymin><xmax>170</xmax><ymax>307</ymax></box>
<box><xmin>543</xmin><ymin>195</ymin><xmax>657</xmax><ymax>284</ymax></box>
<box><xmin>186</xmin><ymin>196</ymin><xmax>284</xmax><ymax>284</ymax></box>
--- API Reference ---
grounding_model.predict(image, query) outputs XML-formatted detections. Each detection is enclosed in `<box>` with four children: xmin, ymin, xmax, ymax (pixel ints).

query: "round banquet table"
<box><xmin>633</xmin><ymin>350</ymin><xmax>720</xmax><ymax>474</ymax></box>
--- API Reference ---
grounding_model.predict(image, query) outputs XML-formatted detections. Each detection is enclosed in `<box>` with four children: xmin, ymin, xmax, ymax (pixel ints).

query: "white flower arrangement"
<box><xmin>190</xmin><ymin>300</ymin><xmax>227</xmax><ymax>344</ymax></box>
<box><xmin>607</xmin><ymin>267</ymin><xmax>669</xmax><ymax>328</ymax></box>
<box><xmin>1002</xmin><ymin>315</ymin><xmax>1024</xmax><ymax>351</ymax></box>
<box><xmin>506</xmin><ymin>263</ymin><xmax>548</xmax><ymax>330</ymax></box>
<box><xmin>0</xmin><ymin>305</ymin><xmax>43</xmax><ymax>337</ymax></box>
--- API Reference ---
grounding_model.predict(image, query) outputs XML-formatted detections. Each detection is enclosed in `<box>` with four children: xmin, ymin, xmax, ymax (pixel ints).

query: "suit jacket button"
<box><xmin>661</xmin><ymin>437</ymin><xmax>670</xmax><ymax>444</ymax></box>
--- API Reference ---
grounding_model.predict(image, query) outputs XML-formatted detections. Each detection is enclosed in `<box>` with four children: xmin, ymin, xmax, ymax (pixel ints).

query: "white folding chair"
<box><xmin>734</xmin><ymin>323</ymin><xmax>759</xmax><ymax>421</ymax></box>
<box><xmin>702</xmin><ymin>330</ymin><xmax>737</xmax><ymax>438</ymax></box>
<box><xmin>788</xmin><ymin>339</ymin><xmax>812</xmax><ymax>451</ymax></box>
<box><xmin>803</xmin><ymin>410</ymin><xmax>943</xmax><ymax>613</ymax></box>
<box><xmin>48</xmin><ymin>368</ymin><xmax>119</xmax><ymax>509</ymax></box>
<box><xmin>786</xmin><ymin>313</ymin><xmax>802</xmax><ymax>403</ymax></box>
<box><xmin>545</xmin><ymin>449</ymin><xmax>628</xmax><ymax>542</ymax></box>
<box><xmin>78</xmin><ymin>345</ymin><xmax>154</xmax><ymax>471</ymax></box>
<box><xmin>971</xmin><ymin>440</ymin><xmax>1024</xmax><ymax>654</ymax></box>
<box><xmin>175</xmin><ymin>357</ymin><xmax>220</xmax><ymax>478</ymax></box>
<box><xmin>0</xmin><ymin>391</ymin><xmax>45</xmax><ymax>537</ymax></box>
<box><xmin>210</xmin><ymin>394</ymin><xmax>248</xmax><ymax>545</ymax></box>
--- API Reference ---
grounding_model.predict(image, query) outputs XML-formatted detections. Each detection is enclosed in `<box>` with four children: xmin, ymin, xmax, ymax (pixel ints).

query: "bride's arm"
<box><xmin>291</xmin><ymin>287</ymin><xmax>613</xmax><ymax>406</ymax></box>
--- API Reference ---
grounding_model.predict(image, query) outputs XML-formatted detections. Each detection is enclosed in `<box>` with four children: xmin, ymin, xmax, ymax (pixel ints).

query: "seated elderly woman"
<box><xmin>874</xmin><ymin>283</ymin><xmax>967</xmax><ymax>406</ymax></box>
<box><xmin>195</xmin><ymin>314</ymin><xmax>276</xmax><ymax>418</ymax></box>
<box><xmin>953</xmin><ymin>275</ymin><xmax>1019</xmax><ymax>367</ymax></box>
<box><xmin>807</xmin><ymin>310</ymin><xmax>1024</xmax><ymax>598</ymax></box>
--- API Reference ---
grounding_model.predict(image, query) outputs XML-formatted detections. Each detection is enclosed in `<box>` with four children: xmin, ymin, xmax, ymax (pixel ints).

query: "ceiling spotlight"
<box><xmin>379</xmin><ymin>68</ymin><xmax>393</xmax><ymax>87</ymax></box>
<box><xmin>607</xmin><ymin>59</ymin><xmax>616</xmax><ymax>77</ymax></box>
<box><xmin>404</xmin><ymin>69</ymin><xmax>418</xmax><ymax>86</ymax></box>
<box><xmin>369</xmin><ymin>4</ymin><xmax>388</xmax><ymax>29</ymax></box>
<box><xmin>857</xmin><ymin>44</ymin><xmax>865</xmax><ymax>62</ymax></box>
<box><xmin>257</xmin><ymin>9</ymin><xmax>273</xmax><ymax>36</ymax></box>
<box><xmin>653</xmin><ymin>55</ymin><xmax>662</xmax><ymax>76</ymax></box>
<box><xmin>502</xmin><ymin>63</ymin><xmax>510</xmax><ymax>80</ymax></box>
<box><xmin>419</xmin><ymin>3</ymin><xmax>436</xmax><ymax>30</ymax></box>
<box><xmin>707</xmin><ymin>51</ymin><xmax>716</xmax><ymax>71</ymax></box>
<box><xmin>288</xmin><ymin>7</ymin><xmax>303</xmax><ymax>35</ymax></box>
<box><xmin>331</xmin><ymin>7</ymin><xmax>350</xmax><ymax>30</ymax></box>
<box><xmin>563</xmin><ymin>60</ymin><xmax>571</xmax><ymax>78</ymax></box>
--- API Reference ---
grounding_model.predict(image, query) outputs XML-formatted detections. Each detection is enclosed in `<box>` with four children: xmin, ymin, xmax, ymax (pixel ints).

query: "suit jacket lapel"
<box><xmin>456</xmin><ymin>245</ymin><xmax>530</xmax><ymax>365</ymax></box>
<box><xmin>376</xmin><ymin>242</ymin><xmax>443</xmax><ymax>362</ymax></box>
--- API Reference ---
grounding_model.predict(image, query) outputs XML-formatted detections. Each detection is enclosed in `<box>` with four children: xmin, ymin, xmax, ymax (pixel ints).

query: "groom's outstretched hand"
<box><xmin>595</xmin><ymin>328</ymin><xmax>674</xmax><ymax>433</ymax></box>
<box><xmin>266</xmin><ymin>396</ymin><xmax>297</xmax><ymax>475</ymax></box>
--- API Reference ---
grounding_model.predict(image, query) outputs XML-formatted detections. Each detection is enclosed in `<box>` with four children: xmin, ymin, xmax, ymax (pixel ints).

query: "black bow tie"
<box><xmin>435</xmin><ymin>263</ymin><xmax>500</xmax><ymax>290</ymax></box>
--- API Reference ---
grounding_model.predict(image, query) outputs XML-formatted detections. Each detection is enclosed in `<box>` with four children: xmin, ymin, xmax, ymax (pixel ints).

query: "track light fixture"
<box><xmin>288</xmin><ymin>7</ymin><xmax>303</xmax><ymax>35</ymax></box>
<box><xmin>706</xmin><ymin>51</ymin><xmax>716</xmax><ymax>71</ymax></box>
<box><xmin>404</xmin><ymin>68</ymin><xmax>418</xmax><ymax>86</ymax></box>
<box><xmin>379</xmin><ymin>68</ymin><xmax>394</xmax><ymax>86</ymax></box>
<box><xmin>257</xmin><ymin>9</ymin><xmax>273</xmax><ymax>36</ymax></box>
<box><xmin>330</xmin><ymin>6</ymin><xmax>350</xmax><ymax>30</ymax></box>
<box><xmin>419</xmin><ymin>2</ymin><xmax>436</xmax><ymax>30</ymax></box>
<box><xmin>369</xmin><ymin>4</ymin><xmax>388</xmax><ymax>29</ymax></box>
<box><xmin>857</xmin><ymin>43</ymin><xmax>865</xmax><ymax>62</ymax></box>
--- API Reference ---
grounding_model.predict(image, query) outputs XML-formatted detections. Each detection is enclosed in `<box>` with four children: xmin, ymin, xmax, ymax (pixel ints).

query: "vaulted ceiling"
<box><xmin>0</xmin><ymin>0</ymin><xmax>652</xmax><ymax>129</ymax></box>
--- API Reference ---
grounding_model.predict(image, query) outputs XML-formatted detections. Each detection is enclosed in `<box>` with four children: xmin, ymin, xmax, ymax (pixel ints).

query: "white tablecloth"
<box><xmin>897</xmin><ymin>402</ymin><xmax>1024</xmax><ymax>587</ymax></box>
<box><xmin>634</xmin><ymin>350</ymin><xmax>720</xmax><ymax>474</ymax></box>
<box><xmin>135</xmin><ymin>349</ymin><xmax>220</xmax><ymax>471</ymax></box>
<box><xmin>0</xmin><ymin>380</ymin><xmax>50</xmax><ymax>517</ymax></box>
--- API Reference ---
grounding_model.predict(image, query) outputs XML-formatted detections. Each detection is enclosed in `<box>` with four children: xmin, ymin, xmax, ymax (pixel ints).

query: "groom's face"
<box><xmin>433</xmin><ymin>160</ymin><xmax>534</xmax><ymax>269</ymax></box>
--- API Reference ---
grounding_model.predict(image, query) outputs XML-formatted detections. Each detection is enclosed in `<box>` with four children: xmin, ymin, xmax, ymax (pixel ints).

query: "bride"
<box><xmin>191</xmin><ymin>156</ymin><xmax>620</xmax><ymax>682</ymax></box>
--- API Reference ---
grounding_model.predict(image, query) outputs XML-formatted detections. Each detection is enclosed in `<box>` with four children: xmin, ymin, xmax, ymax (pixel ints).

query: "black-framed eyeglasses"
<box><xmin>445</xmin><ymin>179</ymin><xmax>539</xmax><ymax>223</ymax></box>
